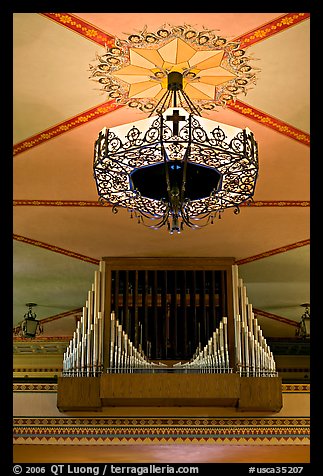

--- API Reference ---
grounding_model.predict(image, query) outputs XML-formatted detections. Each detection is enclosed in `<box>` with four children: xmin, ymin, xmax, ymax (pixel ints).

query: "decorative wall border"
<box><xmin>13</xmin><ymin>436</ymin><xmax>309</xmax><ymax>446</ymax></box>
<box><xmin>13</xmin><ymin>383</ymin><xmax>310</xmax><ymax>393</ymax></box>
<box><xmin>282</xmin><ymin>384</ymin><xmax>310</xmax><ymax>392</ymax></box>
<box><xmin>13</xmin><ymin>368</ymin><xmax>62</xmax><ymax>374</ymax></box>
<box><xmin>13</xmin><ymin>416</ymin><xmax>310</xmax><ymax>445</ymax></box>
<box><xmin>14</xmin><ymin>336</ymin><xmax>72</xmax><ymax>342</ymax></box>
<box><xmin>13</xmin><ymin>383</ymin><xmax>58</xmax><ymax>393</ymax></box>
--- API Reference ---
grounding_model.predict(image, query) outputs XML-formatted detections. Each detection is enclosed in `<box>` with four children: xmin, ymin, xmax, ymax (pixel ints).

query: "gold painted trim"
<box><xmin>13</xmin><ymin>383</ymin><xmax>57</xmax><ymax>393</ymax></box>
<box><xmin>13</xmin><ymin>383</ymin><xmax>310</xmax><ymax>393</ymax></box>
<box><xmin>13</xmin><ymin>415</ymin><xmax>310</xmax><ymax>445</ymax></box>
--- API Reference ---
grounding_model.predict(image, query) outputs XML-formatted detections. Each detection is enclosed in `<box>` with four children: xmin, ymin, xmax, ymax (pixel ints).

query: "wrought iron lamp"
<box><xmin>13</xmin><ymin>303</ymin><xmax>43</xmax><ymax>338</ymax></box>
<box><xmin>296</xmin><ymin>303</ymin><xmax>310</xmax><ymax>339</ymax></box>
<box><xmin>92</xmin><ymin>24</ymin><xmax>259</xmax><ymax>234</ymax></box>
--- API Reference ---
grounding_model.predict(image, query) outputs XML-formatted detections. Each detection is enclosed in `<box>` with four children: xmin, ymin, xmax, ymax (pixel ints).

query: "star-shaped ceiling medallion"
<box><xmin>89</xmin><ymin>24</ymin><xmax>259</xmax><ymax>113</ymax></box>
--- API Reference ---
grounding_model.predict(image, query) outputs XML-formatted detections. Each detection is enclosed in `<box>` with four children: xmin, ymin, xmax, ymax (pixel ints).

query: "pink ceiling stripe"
<box><xmin>40</xmin><ymin>308</ymin><xmax>83</xmax><ymax>324</ymax></box>
<box><xmin>236</xmin><ymin>239</ymin><xmax>310</xmax><ymax>265</ymax></box>
<box><xmin>13</xmin><ymin>101</ymin><xmax>124</xmax><ymax>156</ymax></box>
<box><xmin>234</xmin><ymin>12</ymin><xmax>310</xmax><ymax>48</ymax></box>
<box><xmin>13</xmin><ymin>233</ymin><xmax>309</xmax><ymax>266</ymax></box>
<box><xmin>40</xmin><ymin>13</ymin><xmax>117</xmax><ymax>47</ymax></box>
<box><xmin>41</xmin><ymin>12</ymin><xmax>310</xmax><ymax>50</ymax></box>
<box><xmin>240</xmin><ymin>201</ymin><xmax>310</xmax><ymax>208</ymax></box>
<box><xmin>253</xmin><ymin>308</ymin><xmax>299</xmax><ymax>327</ymax></box>
<box><xmin>227</xmin><ymin>100</ymin><xmax>310</xmax><ymax>146</ymax></box>
<box><xmin>13</xmin><ymin>99</ymin><xmax>309</xmax><ymax>155</ymax></box>
<box><xmin>13</xmin><ymin>234</ymin><xmax>99</xmax><ymax>265</ymax></box>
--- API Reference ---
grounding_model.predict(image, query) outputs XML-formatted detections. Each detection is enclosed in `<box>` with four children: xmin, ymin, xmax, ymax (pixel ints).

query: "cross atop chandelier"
<box><xmin>91</xmin><ymin>23</ymin><xmax>259</xmax><ymax>234</ymax></box>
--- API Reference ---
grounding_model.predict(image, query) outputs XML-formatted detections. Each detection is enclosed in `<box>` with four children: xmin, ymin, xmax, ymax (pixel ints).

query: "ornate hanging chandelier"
<box><xmin>91</xmin><ymin>24</ymin><xmax>259</xmax><ymax>234</ymax></box>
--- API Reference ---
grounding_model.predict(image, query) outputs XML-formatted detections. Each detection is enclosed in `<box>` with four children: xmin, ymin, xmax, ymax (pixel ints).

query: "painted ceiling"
<box><xmin>13</xmin><ymin>12</ymin><xmax>310</xmax><ymax>346</ymax></box>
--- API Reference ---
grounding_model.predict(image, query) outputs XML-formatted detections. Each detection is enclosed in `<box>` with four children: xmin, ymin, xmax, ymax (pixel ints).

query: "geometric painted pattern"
<box><xmin>12</xmin><ymin>383</ymin><xmax>310</xmax><ymax>393</ymax></box>
<box><xmin>13</xmin><ymin>416</ymin><xmax>310</xmax><ymax>445</ymax></box>
<box><xmin>282</xmin><ymin>384</ymin><xmax>310</xmax><ymax>393</ymax></box>
<box><xmin>13</xmin><ymin>385</ymin><xmax>310</xmax><ymax>445</ymax></box>
<box><xmin>13</xmin><ymin>383</ymin><xmax>58</xmax><ymax>393</ymax></box>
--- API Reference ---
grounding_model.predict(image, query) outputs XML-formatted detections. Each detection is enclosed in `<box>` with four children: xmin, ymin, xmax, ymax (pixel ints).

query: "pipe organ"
<box><xmin>58</xmin><ymin>258</ymin><xmax>282</xmax><ymax>411</ymax></box>
<box><xmin>62</xmin><ymin>259</ymin><xmax>277</xmax><ymax>379</ymax></box>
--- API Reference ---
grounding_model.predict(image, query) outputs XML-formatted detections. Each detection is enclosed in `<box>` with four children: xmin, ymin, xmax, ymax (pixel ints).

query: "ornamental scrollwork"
<box><xmin>88</xmin><ymin>23</ymin><xmax>260</xmax><ymax>113</ymax></box>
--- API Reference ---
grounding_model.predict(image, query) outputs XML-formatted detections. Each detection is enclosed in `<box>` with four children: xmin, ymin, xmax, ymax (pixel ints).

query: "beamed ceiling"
<box><xmin>13</xmin><ymin>12</ymin><xmax>310</xmax><ymax>346</ymax></box>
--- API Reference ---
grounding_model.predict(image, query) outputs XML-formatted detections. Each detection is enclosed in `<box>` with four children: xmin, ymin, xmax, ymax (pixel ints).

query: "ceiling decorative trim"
<box><xmin>40</xmin><ymin>309</ymin><xmax>82</xmax><ymax>324</ymax></box>
<box><xmin>40</xmin><ymin>13</ymin><xmax>116</xmax><ymax>47</ymax></box>
<box><xmin>84</xmin><ymin>13</ymin><xmax>309</xmax><ymax>115</ymax></box>
<box><xmin>253</xmin><ymin>308</ymin><xmax>299</xmax><ymax>328</ymax></box>
<box><xmin>13</xmin><ymin>101</ymin><xmax>123</xmax><ymax>156</ymax></box>
<box><xmin>88</xmin><ymin>22</ymin><xmax>259</xmax><ymax>113</ymax></box>
<box><xmin>13</xmin><ymin>234</ymin><xmax>99</xmax><ymax>265</ymax></box>
<box><xmin>236</xmin><ymin>239</ymin><xmax>310</xmax><ymax>265</ymax></box>
<box><xmin>235</xmin><ymin>13</ymin><xmax>310</xmax><ymax>49</ymax></box>
<box><xmin>13</xmin><ymin>13</ymin><xmax>310</xmax><ymax>157</ymax></box>
<box><xmin>40</xmin><ymin>13</ymin><xmax>310</xmax><ymax>53</ymax></box>
<box><xmin>13</xmin><ymin>98</ymin><xmax>309</xmax><ymax>157</ymax></box>
<box><xmin>242</xmin><ymin>201</ymin><xmax>310</xmax><ymax>207</ymax></box>
<box><xmin>13</xmin><ymin>200</ymin><xmax>310</xmax><ymax>208</ymax></box>
<box><xmin>13</xmin><ymin>233</ymin><xmax>309</xmax><ymax>266</ymax></box>
<box><xmin>14</xmin><ymin>200</ymin><xmax>108</xmax><ymax>207</ymax></box>
<box><xmin>228</xmin><ymin>100</ymin><xmax>310</xmax><ymax>145</ymax></box>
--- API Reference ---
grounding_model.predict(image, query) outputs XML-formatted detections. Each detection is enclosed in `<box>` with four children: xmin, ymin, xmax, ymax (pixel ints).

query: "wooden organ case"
<box><xmin>57</xmin><ymin>257</ymin><xmax>282</xmax><ymax>412</ymax></box>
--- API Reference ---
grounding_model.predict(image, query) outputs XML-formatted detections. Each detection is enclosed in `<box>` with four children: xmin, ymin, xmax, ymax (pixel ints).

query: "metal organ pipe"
<box><xmin>178</xmin><ymin>316</ymin><xmax>232</xmax><ymax>373</ymax></box>
<box><xmin>107</xmin><ymin>314</ymin><xmax>160</xmax><ymax>373</ymax></box>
